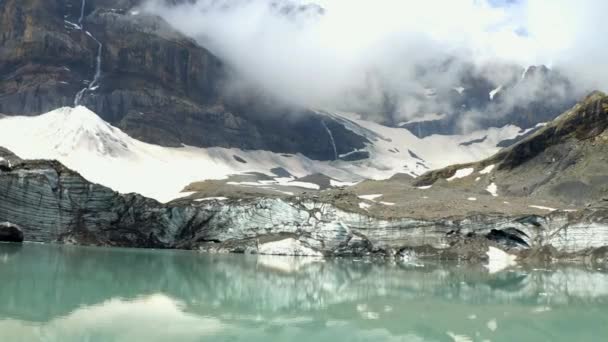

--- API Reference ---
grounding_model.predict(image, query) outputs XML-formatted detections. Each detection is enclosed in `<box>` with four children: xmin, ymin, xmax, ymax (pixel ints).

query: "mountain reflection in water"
<box><xmin>0</xmin><ymin>244</ymin><xmax>607</xmax><ymax>341</ymax></box>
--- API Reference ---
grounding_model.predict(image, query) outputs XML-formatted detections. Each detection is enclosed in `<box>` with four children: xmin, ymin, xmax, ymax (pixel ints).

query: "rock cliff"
<box><xmin>1</xmin><ymin>147</ymin><xmax>608</xmax><ymax>262</ymax></box>
<box><xmin>0</xmin><ymin>0</ymin><xmax>368</xmax><ymax>160</ymax></box>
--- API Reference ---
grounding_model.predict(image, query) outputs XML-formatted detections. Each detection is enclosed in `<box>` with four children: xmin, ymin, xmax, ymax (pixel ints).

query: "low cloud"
<box><xmin>141</xmin><ymin>0</ymin><xmax>605</xmax><ymax>127</ymax></box>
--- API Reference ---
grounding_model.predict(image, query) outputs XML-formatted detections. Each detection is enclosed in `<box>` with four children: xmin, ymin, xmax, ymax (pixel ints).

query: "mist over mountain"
<box><xmin>142</xmin><ymin>0</ymin><xmax>601</xmax><ymax>132</ymax></box>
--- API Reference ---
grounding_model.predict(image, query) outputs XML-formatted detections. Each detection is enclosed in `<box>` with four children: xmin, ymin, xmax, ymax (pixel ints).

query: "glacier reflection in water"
<box><xmin>0</xmin><ymin>244</ymin><xmax>607</xmax><ymax>341</ymax></box>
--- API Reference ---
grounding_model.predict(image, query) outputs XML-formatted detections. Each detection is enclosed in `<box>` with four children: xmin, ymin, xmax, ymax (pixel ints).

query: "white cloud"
<box><xmin>141</xmin><ymin>0</ymin><xmax>605</xmax><ymax>119</ymax></box>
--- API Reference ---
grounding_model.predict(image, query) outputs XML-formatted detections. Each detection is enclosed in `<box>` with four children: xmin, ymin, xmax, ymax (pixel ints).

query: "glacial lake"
<box><xmin>0</xmin><ymin>244</ymin><xmax>607</xmax><ymax>341</ymax></box>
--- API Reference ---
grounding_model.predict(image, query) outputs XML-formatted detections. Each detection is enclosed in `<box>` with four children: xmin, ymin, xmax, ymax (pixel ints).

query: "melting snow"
<box><xmin>359</xmin><ymin>202</ymin><xmax>371</xmax><ymax>210</ymax></box>
<box><xmin>258</xmin><ymin>238</ymin><xmax>322</xmax><ymax>257</ymax></box>
<box><xmin>358</xmin><ymin>194</ymin><xmax>383</xmax><ymax>201</ymax></box>
<box><xmin>486</xmin><ymin>183</ymin><xmax>498</xmax><ymax>197</ymax></box>
<box><xmin>194</xmin><ymin>197</ymin><xmax>228</xmax><ymax>202</ymax></box>
<box><xmin>417</xmin><ymin>185</ymin><xmax>432</xmax><ymax>190</ymax></box>
<box><xmin>530</xmin><ymin>205</ymin><xmax>557</xmax><ymax>212</ymax></box>
<box><xmin>380</xmin><ymin>201</ymin><xmax>395</xmax><ymax>206</ymax></box>
<box><xmin>467</xmin><ymin>197</ymin><xmax>477</xmax><ymax>201</ymax></box>
<box><xmin>0</xmin><ymin>107</ymin><xmax>354</xmax><ymax>202</ymax></box>
<box><xmin>447</xmin><ymin>168</ymin><xmax>474</xmax><ymax>181</ymax></box>
<box><xmin>0</xmin><ymin>106</ymin><xmax>524</xmax><ymax>202</ymax></box>
<box><xmin>479</xmin><ymin>164</ymin><xmax>495</xmax><ymax>174</ymax></box>
<box><xmin>485</xmin><ymin>246</ymin><xmax>517</xmax><ymax>274</ymax></box>
<box><xmin>320</xmin><ymin>110</ymin><xmax>522</xmax><ymax>180</ymax></box>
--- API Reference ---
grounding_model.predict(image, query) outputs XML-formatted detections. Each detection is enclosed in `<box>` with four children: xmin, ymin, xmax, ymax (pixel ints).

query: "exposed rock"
<box><xmin>2</xmin><ymin>151</ymin><xmax>608</xmax><ymax>260</ymax></box>
<box><xmin>0</xmin><ymin>0</ymin><xmax>368</xmax><ymax>161</ymax></box>
<box><xmin>0</xmin><ymin>222</ymin><xmax>23</xmax><ymax>243</ymax></box>
<box><xmin>402</xmin><ymin>65</ymin><xmax>578</xmax><ymax>137</ymax></box>
<box><xmin>414</xmin><ymin>92</ymin><xmax>608</xmax><ymax>206</ymax></box>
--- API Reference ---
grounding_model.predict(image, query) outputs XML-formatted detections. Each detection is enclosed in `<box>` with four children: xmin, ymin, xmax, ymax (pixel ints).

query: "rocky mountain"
<box><xmin>414</xmin><ymin>92</ymin><xmax>608</xmax><ymax>207</ymax></box>
<box><xmin>400</xmin><ymin>65</ymin><xmax>579</xmax><ymax>138</ymax></box>
<box><xmin>0</xmin><ymin>0</ymin><xmax>583</xmax><ymax>162</ymax></box>
<box><xmin>0</xmin><ymin>0</ymin><xmax>366</xmax><ymax>160</ymax></box>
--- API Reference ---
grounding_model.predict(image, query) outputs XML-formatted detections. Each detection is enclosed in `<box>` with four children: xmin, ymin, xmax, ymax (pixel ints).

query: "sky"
<box><xmin>141</xmin><ymin>0</ymin><xmax>607</xmax><ymax>122</ymax></box>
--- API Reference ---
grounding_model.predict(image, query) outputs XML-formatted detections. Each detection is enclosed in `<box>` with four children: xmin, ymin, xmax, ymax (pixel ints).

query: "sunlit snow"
<box><xmin>447</xmin><ymin>168</ymin><xmax>474</xmax><ymax>181</ymax></box>
<box><xmin>0</xmin><ymin>106</ymin><xmax>522</xmax><ymax>202</ymax></box>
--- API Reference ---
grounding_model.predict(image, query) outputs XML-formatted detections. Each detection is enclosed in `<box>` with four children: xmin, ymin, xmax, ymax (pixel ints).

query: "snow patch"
<box><xmin>417</xmin><ymin>185</ymin><xmax>432</xmax><ymax>190</ymax></box>
<box><xmin>447</xmin><ymin>168</ymin><xmax>474</xmax><ymax>181</ymax></box>
<box><xmin>258</xmin><ymin>238</ymin><xmax>323</xmax><ymax>257</ymax></box>
<box><xmin>359</xmin><ymin>202</ymin><xmax>371</xmax><ymax>210</ymax></box>
<box><xmin>467</xmin><ymin>197</ymin><xmax>477</xmax><ymax>201</ymax></box>
<box><xmin>0</xmin><ymin>107</ymin><xmax>361</xmax><ymax>202</ymax></box>
<box><xmin>485</xmin><ymin>246</ymin><xmax>517</xmax><ymax>274</ymax></box>
<box><xmin>358</xmin><ymin>194</ymin><xmax>383</xmax><ymax>201</ymax></box>
<box><xmin>529</xmin><ymin>205</ymin><xmax>557</xmax><ymax>212</ymax></box>
<box><xmin>194</xmin><ymin>197</ymin><xmax>228</xmax><ymax>202</ymax></box>
<box><xmin>320</xmin><ymin>110</ymin><xmax>522</xmax><ymax>180</ymax></box>
<box><xmin>0</xmin><ymin>106</ymin><xmax>524</xmax><ymax>202</ymax></box>
<box><xmin>479</xmin><ymin>164</ymin><xmax>495</xmax><ymax>174</ymax></box>
<box><xmin>486</xmin><ymin>183</ymin><xmax>498</xmax><ymax>197</ymax></box>
<box><xmin>228</xmin><ymin>178</ymin><xmax>320</xmax><ymax>190</ymax></box>
<box><xmin>330</xmin><ymin>179</ymin><xmax>358</xmax><ymax>187</ymax></box>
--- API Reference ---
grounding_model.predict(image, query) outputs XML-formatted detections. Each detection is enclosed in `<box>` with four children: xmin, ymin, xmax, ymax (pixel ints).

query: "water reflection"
<box><xmin>0</xmin><ymin>244</ymin><xmax>607</xmax><ymax>341</ymax></box>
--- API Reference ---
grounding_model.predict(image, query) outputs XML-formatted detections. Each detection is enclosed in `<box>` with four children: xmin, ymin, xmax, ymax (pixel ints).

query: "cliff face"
<box><xmin>2</xmin><ymin>147</ymin><xmax>608</xmax><ymax>262</ymax></box>
<box><xmin>0</xmin><ymin>0</ymin><xmax>367</xmax><ymax>160</ymax></box>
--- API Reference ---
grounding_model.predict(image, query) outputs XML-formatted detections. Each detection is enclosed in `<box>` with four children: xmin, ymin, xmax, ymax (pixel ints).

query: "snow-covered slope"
<box><xmin>0</xmin><ymin>106</ymin><xmax>521</xmax><ymax>202</ymax></box>
<box><xmin>321</xmin><ymin>110</ymin><xmax>521</xmax><ymax>177</ymax></box>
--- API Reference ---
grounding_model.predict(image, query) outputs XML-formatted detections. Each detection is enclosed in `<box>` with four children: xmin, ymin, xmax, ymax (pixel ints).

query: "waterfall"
<box><xmin>322</xmin><ymin>121</ymin><xmax>338</xmax><ymax>161</ymax></box>
<box><xmin>73</xmin><ymin>0</ymin><xmax>102</xmax><ymax>107</ymax></box>
<box><xmin>78</xmin><ymin>0</ymin><xmax>86</xmax><ymax>29</ymax></box>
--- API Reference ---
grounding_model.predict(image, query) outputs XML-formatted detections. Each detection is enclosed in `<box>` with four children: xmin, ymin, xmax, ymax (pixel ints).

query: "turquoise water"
<box><xmin>0</xmin><ymin>243</ymin><xmax>607</xmax><ymax>341</ymax></box>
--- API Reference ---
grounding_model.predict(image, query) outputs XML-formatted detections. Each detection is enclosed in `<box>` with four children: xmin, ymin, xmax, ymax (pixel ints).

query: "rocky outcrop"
<box><xmin>0</xmin><ymin>158</ymin><xmax>194</xmax><ymax>247</ymax></box>
<box><xmin>414</xmin><ymin>92</ymin><xmax>608</xmax><ymax>206</ymax></box>
<box><xmin>0</xmin><ymin>222</ymin><xmax>23</xmax><ymax>242</ymax></box>
<box><xmin>1</xmin><ymin>151</ymin><xmax>608</xmax><ymax>261</ymax></box>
